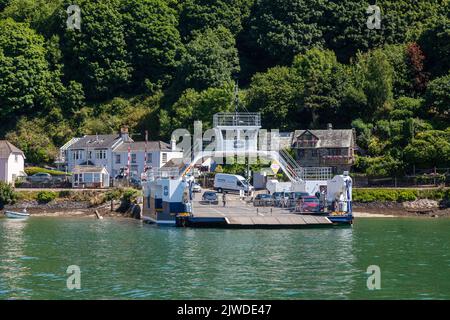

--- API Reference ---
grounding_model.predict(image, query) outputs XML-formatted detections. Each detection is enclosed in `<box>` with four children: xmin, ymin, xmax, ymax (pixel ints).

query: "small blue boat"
<box><xmin>4</xmin><ymin>210</ymin><xmax>30</xmax><ymax>219</ymax></box>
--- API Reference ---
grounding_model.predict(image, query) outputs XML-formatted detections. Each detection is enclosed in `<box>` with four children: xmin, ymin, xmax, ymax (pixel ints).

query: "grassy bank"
<box><xmin>353</xmin><ymin>188</ymin><xmax>450</xmax><ymax>203</ymax></box>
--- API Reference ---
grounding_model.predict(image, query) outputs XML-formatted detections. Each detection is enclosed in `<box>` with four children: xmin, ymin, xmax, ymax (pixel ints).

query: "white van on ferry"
<box><xmin>214</xmin><ymin>173</ymin><xmax>253</xmax><ymax>193</ymax></box>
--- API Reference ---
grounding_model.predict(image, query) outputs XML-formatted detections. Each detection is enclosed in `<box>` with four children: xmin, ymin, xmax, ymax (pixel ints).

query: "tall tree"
<box><xmin>178</xmin><ymin>0</ymin><xmax>253</xmax><ymax>39</ymax></box>
<box><xmin>245</xmin><ymin>0</ymin><xmax>325</xmax><ymax>66</ymax></box>
<box><xmin>0</xmin><ymin>18</ymin><xmax>59</xmax><ymax>122</ymax></box>
<box><xmin>121</xmin><ymin>0</ymin><xmax>184</xmax><ymax>91</ymax></box>
<box><xmin>58</xmin><ymin>0</ymin><xmax>131</xmax><ymax>100</ymax></box>
<box><xmin>179</xmin><ymin>26</ymin><xmax>240</xmax><ymax>91</ymax></box>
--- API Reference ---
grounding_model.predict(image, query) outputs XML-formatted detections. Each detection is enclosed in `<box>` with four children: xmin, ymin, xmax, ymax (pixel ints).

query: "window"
<box><xmin>298</xmin><ymin>150</ymin><xmax>305</xmax><ymax>158</ymax></box>
<box><xmin>146</xmin><ymin>153</ymin><xmax>152</xmax><ymax>164</ymax></box>
<box><xmin>88</xmin><ymin>151</ymin><xmax>92</xmax><ymax>159</ymax></box>
<box><xmin>115</xmin><ymin>154</ymin><xmax>121</xmax><ymax>164</ymax></box>
<box><xmin>328</xmin><ymin>149</ymin><xmax>342</xmax><ymax>156</ymax></box>
<box><xmin>162</xmin><ymin>153</ymin><xmax>167</xmax><ymax>164</ymax></box>
<box><xmin>131</xmin><ymin>153</ymin><xmax>137</xmax><ymax>164</ymax></box>
<box><xmin>72</xmin><ymin>150</ymin><xmax>83</xmax><ymax>160</ymax></box>
<box><xmin>96</xmin><ymin>149</ymin><xmax>107</xmax><ymax>159</ymax></box>
<box><xmin>15</xmin><ymin>154</ymin><xmax>18</xmax><ymax>162</ymax></box>
<box><xmin>311</xmin><ymin>150</ymin><xmax>318</xmax><ymax>157</ymax></box>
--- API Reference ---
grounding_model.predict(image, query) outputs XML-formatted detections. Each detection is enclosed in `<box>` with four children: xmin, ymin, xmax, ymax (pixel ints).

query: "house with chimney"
<box><xmin>63</xmin><ymin>127</ymin><xmax>183</xmax><ymax>187</ymax></box>
<box><xmin>291</xmin><ymin>124</ymin><xmax>356</xmax><ymax>174</ymax></box>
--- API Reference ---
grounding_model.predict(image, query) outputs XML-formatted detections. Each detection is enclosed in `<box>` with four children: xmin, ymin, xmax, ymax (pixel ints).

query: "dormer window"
<box><xmin>295</xmin><ymin>131</ymin><xmax>319</xmax><ymax>148</ymax></box>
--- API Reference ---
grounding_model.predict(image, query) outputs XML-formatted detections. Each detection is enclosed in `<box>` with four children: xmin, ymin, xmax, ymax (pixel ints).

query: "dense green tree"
<box><xmin>179</xmin><ymin>0</ymin><xmax>253</xmax><ymax>39</ymax></box>
<box><xmin>164</xmin><ymin>83</ymin><xmax>235</xmax><ymax>134</ymax></box>
<box><xmin>322</xmin><ymin>0</ymin><xmax>447</xmax><ymax>62</ymax></box>
<box><xmin>0</xmin><ymin>18</ymin><xmax>59</xmax><ymax>121</ymax></box>
<box><xmin>352</xmin><ymin>49</ymin><xmax>394</xmax><ymax>120</ymax></box>
<box><xmin>0</xmin><ymin>0</ymin><xmax>62</xmax><ymax>35</ymax></box>
<box><xmin>179</xmin><ymin>26</ymin><xmax>239</xmax><ymax>90</ymax></box>
<box><xmin>419</xmin><ymin>18</ymin><xmax>450</xmax><ymax>78</ymax></box>
<box><xmin>292</xmin><ymin>48</ymin><xmax>349</xmax><ymax>125</ymax></box>
<box><xmin>0</xmin><ymin>0</ymin><xmax>11</xmax><ymax>11</ymax></box>
<box><xmin>404</xmin><ymin>130</ymin><xmax>450</xmax><ymax>168</ymax></box>
<box><xmin>425</xmin><ymin>73</ymin><xmax>450</xmax><ymax>120</ymax></box>
<box><xmin>121</xmin><ymin>0</ymin><xmax>184</xmax><ymax>90</ymax></box>
<box><xmin>58</xmin><ymin>0</ymin><xmax>131</xmax><ymax>100</ymax></box>
<box><xmin>245</xmin><ymin>0</ymin><xmax>325</xmax><ymax>66</ymax></box>
<box><xmin>246</xmin><ymin>66</ymin><xmax>303</xmax><ymax>130</ymax></box>
<box><xmin>5</xmin><ymin>117</ymin><xmax>59</xmax><ymax>164</ymax></box>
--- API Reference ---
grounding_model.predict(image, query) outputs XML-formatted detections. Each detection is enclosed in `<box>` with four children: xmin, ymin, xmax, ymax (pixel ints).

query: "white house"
<box><xmin>64</xmin><ymin>127</ymin><xmax>183</xmax><ymax>182</ymax></box>
<box><xmin>112</xmin><ymin>141</ymin><xmax>183</xmax><ymax>178</ymax></box>
<box><xmin>0</xmin><ymin>140</ymin><xmax>26</xmax><ymax>184</ymax></box>
<box><xmin>66</xmin><ymin>127</ymin><xmax>132</xmax><ymax>177</ymax></box>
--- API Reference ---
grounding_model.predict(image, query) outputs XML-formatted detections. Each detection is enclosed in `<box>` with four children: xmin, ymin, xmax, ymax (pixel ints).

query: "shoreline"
<box><xmin>2</xmin><ymin>205</ymin><xmax>449</xmax><ymax>219</ymax></box>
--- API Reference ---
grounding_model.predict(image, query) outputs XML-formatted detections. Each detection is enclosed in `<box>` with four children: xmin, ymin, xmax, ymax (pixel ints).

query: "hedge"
<box><xmin>353</xmin><ymin>188</ymin><xmax>450</xmax><ymax>203</ymax></box>
<box><xmin>36</xmin><ymin>191</ymin><xmax>57</xmax><ymax>203</ymax></box>
<box><xmin>25</xmin><ymin>167</ymin><xmax>70</xmax><ymax>176</ymax></box>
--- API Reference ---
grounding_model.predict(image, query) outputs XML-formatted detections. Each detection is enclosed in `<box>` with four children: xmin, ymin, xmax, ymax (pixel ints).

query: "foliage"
<box><xmin>245</xmin><ymin>0</ymin><xmax>325</xmax><ymax>65</ymax></box>
<box><xmin>58</xmin><ymin>0</ymin><xmax>131</xmax><ymax>100</ymax></box>
<box><xmin>0</xmin><ymin>0</ymin><xmax>449</xmax><ymax>174</ymax></box>
<box><xmin>24</xmin><ymin>167</ymin><xmax>69</xmax><ymax>176</ymax></box>
<box><xmin>179</xmin><ymin>26</ymin><xmax>239</xmax><ymax>90</ymax></box>
<box><xmin>425</xmin><ymin>73</ymin><xmax>450</xmax><ymax>120</ymax></box>
<box><xmin>0</xmin><ymin>18</ymin><xmax>60</xmax><ymax>121</ymax></box>
<box><xmin>0</xmin><ymin>181</ymin><xmax>17</xmax><ymax>207</ymax></box>
<box><xmin>121</xmin><ymin>0</ymin><xmax>184</xmax><ymax>89</ymax></box>
<box><xmin>36</xmin><ymin>190</ymin><xmax>57</xmax><ymax>203</ymax></box>
<box><xmin>353</xmin><ymin>187</ymin><xmax>450</xmax><ymax>203</ymax></box>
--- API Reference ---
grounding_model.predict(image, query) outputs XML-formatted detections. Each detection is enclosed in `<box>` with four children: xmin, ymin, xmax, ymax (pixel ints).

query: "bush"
<box><xmin>25</xmin><ymin>167</ymin><xmax>70</xmax><ymax>176</ymax></box>
<box><xmin>353</xmin><ymin>188</ymin><xmax>417</xmax><ymax>202</ymax></box>
<box><xmin>105</xmin><ymin>188</ymin><xmax>123</xmax><ymax>201</ymax></box>
<box><xmin>58</xmin><ymin>190</ymin><xmax>72</xmax><ymax>198</ymax></box>
<box><xmin>353</xmin><ymin>188</ymin><xmax>450</xmax><ymax>202</ymax></box>
<box><xmin>36</xmin><ymin>191</ymin><xmax>57</xmax><ymax>203</ymax></box>
<box><xmin>0</xmin><ymin>182</ymin><xmax>17</xmax><ymax>208</ymax></box>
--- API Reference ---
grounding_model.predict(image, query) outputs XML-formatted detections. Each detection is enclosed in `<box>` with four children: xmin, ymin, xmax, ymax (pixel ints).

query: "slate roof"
<box><xmin>0</xmin><ymin>140</ymin><xmax>25</xmax><ymax>158</ymax></box>
<box><xmin>114</xmin><ymin>141</ymin><xmax>172</xmax><ymax>152</ymax></box>
<box><xmin>292</xmin><ymin>129</ymin><xmax>354</xmax><ymax>148</ymax></box>
<box><xmin>72</xmin><ymin>165</ymin><xmax>108</xmax><ymax>173</ymax></box>
<box><xmin>69</xmin><ymin>134</ymin><xmax>125</xmax><ymax>149</ymax></box>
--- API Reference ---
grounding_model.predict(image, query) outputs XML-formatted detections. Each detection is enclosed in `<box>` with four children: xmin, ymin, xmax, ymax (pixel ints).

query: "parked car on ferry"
<box><xmin>201</xmin><ymin>191</ymin><xmax>218</xmax><ymax>205</ymax></box>
<box><xmin>288</xmin><ymin>191</ymin><xmax>310</xmax><ymax>207</ymax></box>
<box><xmin>300</xmin><ymin>196</ymin><xmax>321</xmax><ymax>213</ymax></box>
<box><xmin>253</xmin><ymin>194</ymin><xmax>273</xmax><ymax>207</ymax></box>
<box><xmin>272</xmin><ymin>192</ymin><xmax>289</xmax><ymax>207</ymax></box>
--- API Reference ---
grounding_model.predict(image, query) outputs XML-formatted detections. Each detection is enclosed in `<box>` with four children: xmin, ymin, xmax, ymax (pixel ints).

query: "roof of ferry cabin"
<box><xmin>292</xmin><ymin>129</ymin><xmax>354</xmax><ymax>148</ymax></box>
<box><xmin>0</xmin><ymin>140</ymin><xmax>25</xmax><ymax>158</ymax></box>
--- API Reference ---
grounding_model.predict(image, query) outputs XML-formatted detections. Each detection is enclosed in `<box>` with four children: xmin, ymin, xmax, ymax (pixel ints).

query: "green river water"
<box><xmin>0</xmin><ymin>217</ymin><xmax>449</xmax><ymax>299</ymax></box>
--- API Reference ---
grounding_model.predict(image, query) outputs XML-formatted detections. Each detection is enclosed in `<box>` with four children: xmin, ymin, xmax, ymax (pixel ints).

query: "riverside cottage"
<box><xmin>291</xmin><ymin>124</ymin><xmax>356</xmax><ymax>174</ymax></box>
<box><xmin>0</xmin><ymin>140</ymin><xmax>26</xmax><ymax>184</ymax></box>
<box><xmin>61</xmin><ymin>127</ymin><xmax>183</xmax><ymax>187</ymax></box>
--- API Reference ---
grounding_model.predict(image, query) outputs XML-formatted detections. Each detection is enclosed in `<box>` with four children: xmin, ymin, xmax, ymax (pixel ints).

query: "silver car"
<box><xmin>28</xmin><ymin>172</ymin><xmax>52</xmax><ymax>183</ymax></box>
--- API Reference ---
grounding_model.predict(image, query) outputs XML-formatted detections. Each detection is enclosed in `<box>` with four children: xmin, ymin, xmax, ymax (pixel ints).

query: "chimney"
<box><xmin>120</xmin><ymin>126</ymin><xmax>129</xmax><ymax>142</ymax></box>
<box><xmin>327</xmin><ymin>123</ymin><xmax>333</xmax><ymax>130</ymax></box>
